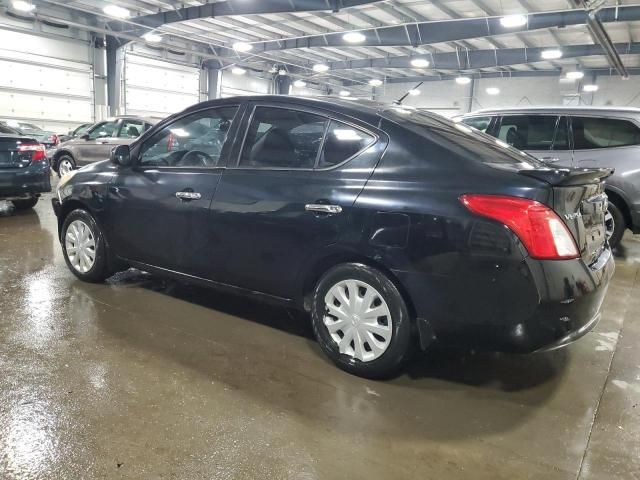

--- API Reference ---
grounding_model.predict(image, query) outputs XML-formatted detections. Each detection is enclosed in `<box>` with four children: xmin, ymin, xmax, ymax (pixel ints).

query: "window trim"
<box><xmin>569</xmin><ymin>114</ymin><xmax>640</xmax><ymax>151</ymax></box>
<box><xmin>231</xmin><ymin>103</ymin><xmax>378</xmax><ymax>172</ymax></box>
<box><xmin>134</xmin><ymin>104</ymin><xmax>242</xmax><ymax>171</ymax></box>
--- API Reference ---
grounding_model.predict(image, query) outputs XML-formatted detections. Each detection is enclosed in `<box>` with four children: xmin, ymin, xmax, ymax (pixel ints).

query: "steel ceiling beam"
<box><xmin>216</xmin><ymin>5</ymin><xmax>640</xmax><ymax>54</ymax></box>
<box><xmin>325</xmin><ymin>42</ymin><xmax>640</xmax><ymax>71</ymax></box>
<box><xmin>107</xmin><ymin>0</ymin><xmax>386</xmax><ymax>32</ymax></box>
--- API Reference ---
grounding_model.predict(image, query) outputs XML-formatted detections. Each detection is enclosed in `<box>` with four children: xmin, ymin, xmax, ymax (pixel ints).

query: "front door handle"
<box><xmin>175</xmin><ymin>191</ymin><xmax>202</xmax><ymax>201</ymax></box>
<box><xmin>305</xmin><ymin>204</ymin><xmax>342</xmax><ymax>214</ymax></box>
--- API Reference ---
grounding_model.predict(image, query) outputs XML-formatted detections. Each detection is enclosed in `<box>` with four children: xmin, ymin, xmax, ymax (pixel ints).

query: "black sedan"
<box><xmin>0</xmin><ymin>123</ymin><xmax>51</xmax><ymax>210</ymax></box>
<box><xmin>51</xmin><ymin>96</ymin><xmax>614</xmax><ymax>378</ymax></box>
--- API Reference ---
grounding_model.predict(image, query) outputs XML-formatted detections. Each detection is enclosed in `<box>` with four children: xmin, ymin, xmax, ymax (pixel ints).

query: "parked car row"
<box><xmin>51</xmin><ymin>96</ymin><xmax>615</xmax><ymax>378</ymax></box>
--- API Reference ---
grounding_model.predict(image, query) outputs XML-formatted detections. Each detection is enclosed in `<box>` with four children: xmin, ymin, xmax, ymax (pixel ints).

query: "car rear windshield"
<box><xmin>0</xmin><ymin>124</ymin><xmax>19</xmax><ymax>135</ymax></box>
<box><xmin>383</xmin><ymin>108</ymin><xmax>545</xmax><ymax>170</ymax></box>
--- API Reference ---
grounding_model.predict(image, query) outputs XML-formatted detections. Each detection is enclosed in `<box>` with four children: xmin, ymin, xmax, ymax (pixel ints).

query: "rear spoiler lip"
<box><xmin>518</xmin><ymin>167</ymin><xmax>614</xmax><ymax>186</ymax></box>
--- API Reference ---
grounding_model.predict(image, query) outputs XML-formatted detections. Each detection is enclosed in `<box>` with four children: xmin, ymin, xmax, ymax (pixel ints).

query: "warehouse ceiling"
<box><xmin>3</xmin><ymin>0</ymin><xmax>640</xmax><ymax>94</ymax></box>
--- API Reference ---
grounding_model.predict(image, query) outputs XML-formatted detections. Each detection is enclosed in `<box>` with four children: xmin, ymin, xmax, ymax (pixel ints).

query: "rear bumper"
<box><xmin>398</xmin><ymin>247</ymin><xmax>615</xmax><ymax>353</ymax></box>
<box><xmin>0</xmin><ymin>162</ymin><xmax>51</xmax><ymax>199</ymax></box>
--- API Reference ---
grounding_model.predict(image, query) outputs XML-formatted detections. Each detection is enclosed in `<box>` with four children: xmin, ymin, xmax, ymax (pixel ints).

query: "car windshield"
<box><xmin>383</xmin><ymin>107</ymin><xmax>546</xmax><ymax>170</ymax></box>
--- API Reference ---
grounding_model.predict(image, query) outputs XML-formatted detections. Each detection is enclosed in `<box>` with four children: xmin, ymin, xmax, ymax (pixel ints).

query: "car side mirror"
<box><xmin>111</xmin><ymin>145</ymin><xmax>132</xmax><ymax>167</ymax></box>
<box><xmin>81</xmin><ymin>134</ymin><xmax>90</xmax><ymax>140</ymax></box>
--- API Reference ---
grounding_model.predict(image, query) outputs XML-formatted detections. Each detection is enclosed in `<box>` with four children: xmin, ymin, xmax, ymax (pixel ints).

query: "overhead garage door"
<box><xmin>220</xmin><ymin>70</ymin><xmax>271</xmax><ymax>97</ymax></box>
<box><xmin>124</xmin><ymin>53</ymin><xmax>200</xmax><ymax>118</ymax></box>
<box><xmin>0</xmin><ymin>29</ymin><xmax>93</xmax><ymax>133</ymax></box>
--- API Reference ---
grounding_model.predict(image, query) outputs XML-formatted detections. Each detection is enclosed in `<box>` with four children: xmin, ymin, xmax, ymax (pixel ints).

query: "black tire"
<box><xmin>11</xmin><ymin>197</ymin><xmax>38</xmax><ymax>210</ymax></box>
<box><xmin>56</xmin><ymin>154</ymin><xmax>76</xmax><ymax>177</ymax></box>
<box><xmin>606</xmin><ymin>202</ymin><xmax>625</xmax><ymax>249</ymax></box>
<box><xmin>311</xmin><ymin>263</ymin><xmax>413</xmax><ymax>379</ymax></box>
<box><xmin>61</xmin><ymin>209</ymin><xmax>111</xmax><ymax>283</ymax></box>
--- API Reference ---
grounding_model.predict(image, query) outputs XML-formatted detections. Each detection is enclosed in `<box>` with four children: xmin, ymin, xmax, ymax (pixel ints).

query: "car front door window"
<box><xmin>87</xmin><ymin>122</ymin><xmax>118</xmax><ymax>140</ymax></box>
<box><xmin>139</xmin><ymin>107</ymin><xmax>239</xmax><ymax>168</ymax></box>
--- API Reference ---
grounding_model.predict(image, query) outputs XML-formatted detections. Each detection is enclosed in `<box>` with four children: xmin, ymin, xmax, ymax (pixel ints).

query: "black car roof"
<box><xmin>181</xmin><ymin>95</ymin><xmax>391</xmax><ymax>127</ymax></box>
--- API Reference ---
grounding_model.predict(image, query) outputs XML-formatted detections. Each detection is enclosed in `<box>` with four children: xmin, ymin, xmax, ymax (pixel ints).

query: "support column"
<box><xmin>274</xmin><ymin>72</ymin><xmax>291</xmax><ymax>95</ymax></box>
<box><xmin>92</xmin><ymin>36</ymin><xmax>108</xmax><ymax>121</ymax></box>
<box><xmin>208</xmin><ymin>67</ymin><xmax>222</xmax><ymax>100</ymax></box>
<box><xmin>106</xmin><ymin>35</ymin><xmax>119</xmax><ymax>117</ymax></box>
<box><xmin>466</xmin><ymin>77</ymin><xmax>476</xmax><ymax>113</ymax></box>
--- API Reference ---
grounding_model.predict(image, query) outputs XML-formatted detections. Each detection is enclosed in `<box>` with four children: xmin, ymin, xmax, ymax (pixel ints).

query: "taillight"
<box><xmin>18</xmin><ymin>143</ymin><xmax>46</xmax><ymax>162</ymax></box>
<box><xmin>460</xmin><ymin>194</ymin><xmax>579</xmax><ymax>260</ymax></box>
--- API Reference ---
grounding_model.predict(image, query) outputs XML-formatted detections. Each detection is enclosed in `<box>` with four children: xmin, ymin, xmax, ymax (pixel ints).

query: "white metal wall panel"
<box><xmin>220</xmin><ymin>71</ymin><xmax>271</xmax><ymax>97</ymax></box>
<box><xmin>124</xmin><ymin>54</ymin><xmax>200</xmax><ymax>118</ymax></box>
<box><xmin>0</xmin><ymin>29</ymin><xmax>93</xmax><ymax>133</ymax></box>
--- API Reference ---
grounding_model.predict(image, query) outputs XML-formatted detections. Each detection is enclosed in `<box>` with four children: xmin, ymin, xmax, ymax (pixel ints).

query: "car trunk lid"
<box><xmin>0</xmin><ymin>136</ymin><xmax>39</xmax><ymax>169</ymax></box>
<box><xmin>520</xmin><ymin>168</ymin><xmax>613</xmax><ymax>265</ymax></box>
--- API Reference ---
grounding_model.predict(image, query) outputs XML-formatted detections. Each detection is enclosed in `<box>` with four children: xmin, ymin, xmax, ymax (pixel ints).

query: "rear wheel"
<box><xmin>11</xmin><ymin>197</ymin><xmax>38</xmax><ymax>210</ymax></box>
<box><xmin>57</xmin><ymin>154</ymin><xmax>76</xmax><ymax>177</ymax></box>
<box><xmin>61</xmin><ymin>209</ymin><xmax>111</xmax><ymax>282</ymax></box>
<box><xmin>606</xmin><ymin>202</ymin><xmax>625</xmax><ymax>248</ymax></box>
<box><xmin>311</xmin><ymin>263</ymin><xmax>413</xmax><ymax>379</ymax></box>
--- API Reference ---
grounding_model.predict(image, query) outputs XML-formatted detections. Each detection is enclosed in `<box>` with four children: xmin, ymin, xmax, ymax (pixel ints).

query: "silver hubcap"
<box><xmin>323</xmin><ymin>280</ymin><xmax>393</xmax><ymax>362</ymax></box>
<box><xmin>65</xmin><ymin>220</ymin><xmax>96</xmax><ymax>273</ymax></box>
<box><xmin>59</xmin><ymin>159</ymin><xmax>73</xmax><ymax>176</ymax></box>
<box><xmin>605</xmin><ymin>210</ymin><xmax>615</xmax><ymax>240</ymax></box>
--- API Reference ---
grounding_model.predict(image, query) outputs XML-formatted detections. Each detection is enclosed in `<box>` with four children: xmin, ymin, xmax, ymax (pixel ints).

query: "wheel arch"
<box><xmin>300</xmin><ymin>251</ymin><xmax>417</xmax><ymax>321</ymax></box>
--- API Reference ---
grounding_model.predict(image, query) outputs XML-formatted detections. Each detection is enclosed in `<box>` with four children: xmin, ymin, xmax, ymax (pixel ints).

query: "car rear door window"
<box><xmin>239</xmin><ymin>107</ymin><xmax>328</xmax><ymax>169</ymax></box>
<box><xmin>572</xmin><ymin>117</ymin><xmax>640</xmax><ymax>149</ymax></box>
<box><xmin>552</xmin><ymin>116</ymin><xmax>570</xmax><ymax>150</ymax></box>
<box><xmin>317</xmin><ymin>120</ymin><xmax>375</xmax><ymax>168</ymax></box>
<box><xmin>118</xmin><ymin>119</ymin><xmax>145</xmax><ymax>139</ymax></box>
<box><xmin>462</xmin><ymin>116</ymin><xmax>492</xmax><ymax>133</ymax></box>
<box><xmin>498</xmin><ymin>115</ymin><xmax>559</xmax><ymax>150</ymax></box>
<box><xmin>139</xmin><ymin>106</ymin><xmax>239</xmax><ymax>168</ymax></box>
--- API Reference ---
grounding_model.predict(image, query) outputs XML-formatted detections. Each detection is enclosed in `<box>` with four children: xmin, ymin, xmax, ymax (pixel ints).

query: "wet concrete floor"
<box><xmin>1</xmin><ymin>189</ymin><xmax>639</xmax><ymax>479</ymax></box>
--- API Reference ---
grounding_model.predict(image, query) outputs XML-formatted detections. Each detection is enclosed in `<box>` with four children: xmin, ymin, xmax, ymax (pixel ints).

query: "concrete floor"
<box><xmin>1</xmin><ymin>189</ymin><xmax>639</xmax><ymax>480</ymax></box>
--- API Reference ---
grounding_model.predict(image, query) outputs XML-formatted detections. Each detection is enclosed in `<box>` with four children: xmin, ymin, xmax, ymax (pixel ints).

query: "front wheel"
<box><xmin>605</xmin><ymin>202</ymin><xmax>625</xmax><ymax>249</ymax></box>
<box><xmin>57</xmin><ymin>154</ymin><xmax>76</xmax><ymax>177</ymax></box>
<box><xmin>11</xmin><ymin>197</ymin><xmax>38</xmax><ymax>210</ymax></box>
<box><xmin>311</xmin><ymin>263</ymin><xmax>413</xmax><ymax>379</ymax></box>
<box><xmin>61</xmin><ymin>209</ymin><xmax>111</xmax><ymax>282</ymax></box>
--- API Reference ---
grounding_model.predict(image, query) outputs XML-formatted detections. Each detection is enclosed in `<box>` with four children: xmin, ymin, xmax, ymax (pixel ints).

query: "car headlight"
<box><xmin>57</xmin><ymin>170</ymin><xmax>78</xmax><ymax>201</ymax></box>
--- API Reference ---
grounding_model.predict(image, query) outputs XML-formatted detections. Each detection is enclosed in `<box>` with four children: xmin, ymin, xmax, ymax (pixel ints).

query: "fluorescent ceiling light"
<box><xmin>541</xmin><ymin>49</ymin><xmax>563</xmax><ymax>60</ymax></box>
<box><xmin>339</xmin><ymin>90</ymin><xmax>351</xmax><ymax>97</ymax></box>
<box><xmin>143</xmin><ymin>32</ymin><xmax>162</xmax><ymax>43</ymax></box>
<box><xmin>369</xmin><ymin>79</ymin><xmax>383</xmax><ymax>87</ymax></box>
<box><xmin>500</xmin><ymin>14</ymin><xmax>527</xmax><ymax>28</ymax></box>
<box><xmin>486</xmin><ymin>87</ymin><xmax>500</xmax><ymax>95</ymax></box>
<box><xmin>566</xmin><ymin>71</ymin><xmax>585</xmax><ymax>80</ymax></box>
<box><xmin>408</xmin><ymin>89</ymin><xmax>421</xmax><ymax>96</ymax></box>
<box><xmin>233</xmin><ymin>42</ymin><xmax>253</xmax><ymax>53</ymax></box>
<box><xmin>313</xmin><ymin>63</ymin><xmax>329</xmax><ymax>73</ymax></box>
<box><xmin>103</xmin><ymin>4</ymin><xmax>130</xmax><ymax>18</ymax></box>
<box><xmin>455</xmin><ymin>76</ymin><xmax>472</xmax><ymax>85</ymax></box>
<box><xmin>278</xmin><ymin>69</ymin><xmax>288</xmax><ymax>76</ymax></box>
<box><xmin>343</xmin><ymin>32</ymin><xmax>366</xmax><ymax>43</ymax></box>
<box><xmin>583</xmin><ymin>84</ymin><xmax>599</xmax><ymax>92</ymax></box>
<box><xmin>231</xmin><ymin>67</ymin><xmax>247</xmax><ymax>75</ymax></box>
<box><xmin>293</xmin><ymin>80</ymin><xmax>307</xmax><ymax>88</ymax></box>
<box><xmin>410</xmin><ymin>58</ymin><xmax>430</xmax><ymax>68</ymax></box>
<box><xmin>12</xmin><ymin>1</ymin><xmax>35</xmax><ymax>12</ymax></box>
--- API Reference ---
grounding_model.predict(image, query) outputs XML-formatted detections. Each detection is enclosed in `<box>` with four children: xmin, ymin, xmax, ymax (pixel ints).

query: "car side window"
<box><xmin>572</xmin><ymin>117</ymin><xmax>640</xmax><ymax>150</ymax></box>
<box><xmin>118</xmin><ymin>119</ymin><xmax>145</xmax><ymax>139</ymax></box>
<box><xmin>87</xmin><ymin>121</ymin><xmax>118</xmax><ymax>140</ymax></box>
<box><xmin>462</xmin><ymin>116</ymin><xmax>491</xmax><ymax>133</ymax></box>
<box><xmin>317</xmin><ymin>120</ymin><xmax>375</xmax><ymax>168</ymax></box>
<box><xmin>498</xmin><ymin>115</ymin><xmax>558</xmax><ymax>150</ymax></box>
<box><xmin>239</xmin><ymin>106</ymin><xmax>328</xmax><ymax>169</ymax></box>
<box><xmin>139</xmin><ymin>106</ymin><xmax>239</xmax><ymax>168</ymax></box>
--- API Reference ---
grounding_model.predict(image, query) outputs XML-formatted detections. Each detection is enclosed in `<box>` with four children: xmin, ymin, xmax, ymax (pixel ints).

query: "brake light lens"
<box><xmin>460</xmin><ymin>194</ymin><xmax>579</xmax><ymax>260</ymax></box>
<box><xmin>18</xmin><ymin>143</ymin><xmax>46</xmax><ymax>162</ymax></box>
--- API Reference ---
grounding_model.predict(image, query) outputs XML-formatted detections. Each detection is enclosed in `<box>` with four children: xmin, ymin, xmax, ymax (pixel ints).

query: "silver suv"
<box><xmin>459</xmin><ymin>107</ymin><xmax>640</xmax><ymax>247</ymax></box>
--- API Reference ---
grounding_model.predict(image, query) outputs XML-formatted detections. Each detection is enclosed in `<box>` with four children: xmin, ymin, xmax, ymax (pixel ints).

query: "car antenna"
<box><xmin>394</xmin><ymin>81</ymin><xmax>423</xmax><ymax>105</ymax></box>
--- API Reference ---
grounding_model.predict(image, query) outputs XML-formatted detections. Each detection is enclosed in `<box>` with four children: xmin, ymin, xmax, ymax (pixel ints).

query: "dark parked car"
<box><xmin>52</xmin><ymin>96</ymin><xmax>614</xmax><ymax>378</ymax></box>
<box><xmin>49</xmin><ymin>115</ymin><xmax>157</xmax><ymax>176</ymax></box>
<box><xmin>0</xmin><ymin>120</ymin><xmax>60</xmax><ymax>148</ymax></box>
<box><xmin>0</xmin><ymin>123</ymin><xmax>51</xmax><ymax>210</ymax></box>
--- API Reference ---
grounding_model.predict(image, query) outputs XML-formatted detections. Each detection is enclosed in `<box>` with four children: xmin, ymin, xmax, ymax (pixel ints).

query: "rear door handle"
<box><xmin>175</xmin><ymin>191</ymin><xmax>202</xmax><ymax>201</ymax></box>
<box><xmin>305</xmin><ymin>204</ymin><xmax>342</xmax><ymax>214</ymax></box>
